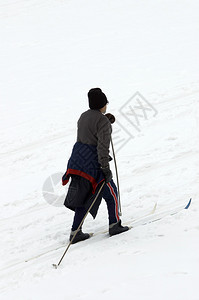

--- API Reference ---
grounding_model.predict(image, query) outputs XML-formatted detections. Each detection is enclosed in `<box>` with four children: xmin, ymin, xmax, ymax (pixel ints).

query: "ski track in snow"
<box><xmin>0</xmin><ymin>0</ymin><xmax>199</xmax><ymax>299</ymax></box>
<box><xmin>1</xmin><ymin>84</ymin><xmax>198</xmax><ymax>298</ymax></box>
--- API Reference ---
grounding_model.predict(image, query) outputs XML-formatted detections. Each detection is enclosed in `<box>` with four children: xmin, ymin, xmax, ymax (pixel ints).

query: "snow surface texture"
<box><xmin>0</xmin><ymin>0</ymin><xmax>199</xmax><ymax>299</ymax></box>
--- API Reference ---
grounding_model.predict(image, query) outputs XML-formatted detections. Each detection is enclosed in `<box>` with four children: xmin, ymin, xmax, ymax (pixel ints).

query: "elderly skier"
<box><xmin>62</xmin><ymin>88</ymin><xmax>129</xmax><ymax>243</ymax></box>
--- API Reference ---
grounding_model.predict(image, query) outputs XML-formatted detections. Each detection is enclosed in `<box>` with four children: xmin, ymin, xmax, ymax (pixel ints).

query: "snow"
<box><xmin>0</xmin><ymin>0</ymin><xmax>199</xmax><ymax>299</ymax></box>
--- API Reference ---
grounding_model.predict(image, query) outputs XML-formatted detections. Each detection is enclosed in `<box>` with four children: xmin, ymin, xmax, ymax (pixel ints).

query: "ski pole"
<box><xmin>52</xmin><ymin>181</ymin><xmax>105</xmax><ymax>269</ymax></box>
<box><xmin>110</xmin><ymin>137</ymin><xmax>122</xmax><ymax>216</ymax></box>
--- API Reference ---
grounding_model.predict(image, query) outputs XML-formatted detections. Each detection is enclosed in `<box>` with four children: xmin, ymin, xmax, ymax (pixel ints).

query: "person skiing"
<box><xmin>62</xmin><ymin>88</ymin><xmax>129</xmax><ymax>243</ymax></box>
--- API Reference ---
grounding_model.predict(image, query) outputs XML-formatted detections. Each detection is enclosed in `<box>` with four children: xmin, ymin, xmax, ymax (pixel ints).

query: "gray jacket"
<box><xmin>77</xmin><ymin>109</ymin><xmax>112</xmax><ymax>168</ymax></box>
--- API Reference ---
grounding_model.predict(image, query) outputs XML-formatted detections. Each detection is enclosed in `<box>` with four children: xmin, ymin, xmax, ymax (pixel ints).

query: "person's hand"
<box><xmin>105</xmin><ymin>113</ymin><xmax>115</xmax><ymax>124</ymax></box>
<box><xmin>101</xmin><ymin>166</ymin><xmax>113</xmax><ymax>183</ymax></box>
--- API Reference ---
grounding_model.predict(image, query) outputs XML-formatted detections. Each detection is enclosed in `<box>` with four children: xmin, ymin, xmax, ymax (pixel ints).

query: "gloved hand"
<box><xmin>101</xmin><ymin>166</ymin><xmax>113</xmax><ymax>183</ymax></box>
<box><xmin>105</xmin><ymin>113</ymin><xmax>115</xmax><ymax>124</ymax></box>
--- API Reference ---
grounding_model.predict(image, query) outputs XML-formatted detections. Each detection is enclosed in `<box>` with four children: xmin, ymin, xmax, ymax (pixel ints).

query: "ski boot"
<box><xmin>109</xmin><ymin>220</ymin><xmax>129</xmax><ymax>236</ymax></box>
<box><xmin>69</xmin><ymin>229</ymin><xmax>91</xmax><ymax>244</ymax></box>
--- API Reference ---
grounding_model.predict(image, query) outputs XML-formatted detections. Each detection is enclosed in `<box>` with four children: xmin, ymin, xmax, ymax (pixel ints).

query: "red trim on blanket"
<box><xmin>62</xmin><ymin>169</ymin><xmax>104</xmax><ymax>194</ymax></box>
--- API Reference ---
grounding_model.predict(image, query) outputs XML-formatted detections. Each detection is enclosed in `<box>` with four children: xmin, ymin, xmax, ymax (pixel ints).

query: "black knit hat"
<box><xmin>88</xmin><ymin>88</ymin><xmax>108</xmax><ymax>109</ymax></box>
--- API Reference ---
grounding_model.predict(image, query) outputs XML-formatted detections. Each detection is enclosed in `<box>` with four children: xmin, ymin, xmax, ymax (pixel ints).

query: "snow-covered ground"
<box><xmin>0</xmin><ymin>1</ymin><xmax>199</xmax><ymax>299</ymax></box>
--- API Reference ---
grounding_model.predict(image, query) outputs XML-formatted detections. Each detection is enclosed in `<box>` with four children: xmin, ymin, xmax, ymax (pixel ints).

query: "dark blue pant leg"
<box><xmin>72</xmin><ymin>180</ymin><xmax>120</xmax><ymax>230</ymax></box>
<box><xmin>102</xmin><ymin>179</ymin><xmax>120</xmax><ymax>225</ymax></box>
<box><xmin>72</xmin><ymin>207</ymin><xmax>87</xmax><ymax>231</ymax></box>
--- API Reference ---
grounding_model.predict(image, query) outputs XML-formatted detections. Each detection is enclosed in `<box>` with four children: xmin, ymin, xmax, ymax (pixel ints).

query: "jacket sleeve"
<box><xmin>96</xmin><ymin>116</ymin><xmax>112</xmax><ymax>168</ymax></box>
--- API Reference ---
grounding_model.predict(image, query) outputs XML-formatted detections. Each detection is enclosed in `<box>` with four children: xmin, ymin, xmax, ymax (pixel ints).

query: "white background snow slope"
<box><xmin>0</xmin><ymin>0</ymin><xmax>199</xmax><ymax>299</ymax></box>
